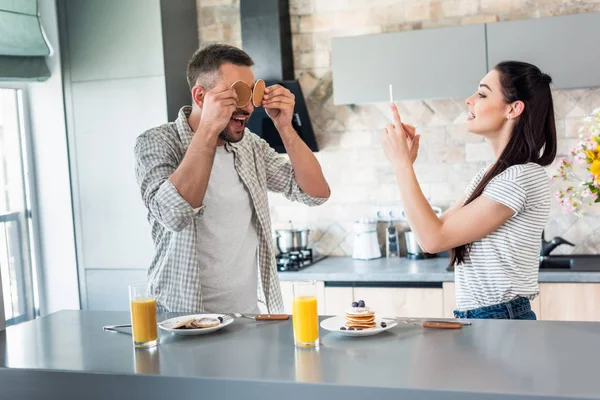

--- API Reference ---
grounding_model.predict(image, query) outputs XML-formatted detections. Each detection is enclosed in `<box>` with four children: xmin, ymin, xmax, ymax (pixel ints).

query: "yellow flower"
<box><xmin>587</xmin><ymin>150</ymin><xmax>597</xmax><ymax>160</ymax></box>
<box><xmin>591</xmin><ymin>160</ymin><xmax>600</xmax><ymax>176</ymax></box>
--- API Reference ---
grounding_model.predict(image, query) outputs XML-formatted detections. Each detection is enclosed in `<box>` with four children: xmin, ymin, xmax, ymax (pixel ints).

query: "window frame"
<box><xmin>0</xmin><ymin>83</ymin><xmax>44</xmax><ymax>327</ymax></box>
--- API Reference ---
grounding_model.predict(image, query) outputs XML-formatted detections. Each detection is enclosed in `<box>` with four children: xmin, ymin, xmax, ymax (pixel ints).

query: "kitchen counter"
<box><xmin>1</xmin><ymin>310</ymin><xmax>600</xmax><ymax>399</ymax></box>
<box><xmin>278</xmin><ymin>256</ymin><xmax>600</xmax><ymax>284</ymax></box>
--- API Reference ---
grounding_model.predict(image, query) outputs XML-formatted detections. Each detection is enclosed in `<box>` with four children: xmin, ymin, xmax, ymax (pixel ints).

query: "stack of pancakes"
<box><xmin>345</xmin><ymin>307</ymin><xmax>376</xmax><ymax>329</ymax></box>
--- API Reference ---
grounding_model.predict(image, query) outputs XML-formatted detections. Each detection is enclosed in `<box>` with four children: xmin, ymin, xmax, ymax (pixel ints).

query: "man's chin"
<box><xmin>219</xmin><ymin>129</ymin><xmax>245</xmax><ymax>143</ymax></box>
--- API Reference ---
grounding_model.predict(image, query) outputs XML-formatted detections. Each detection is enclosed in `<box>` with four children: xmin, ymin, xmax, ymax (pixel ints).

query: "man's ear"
<box><xmin>509</xmin><ymin>100</ymin><xmax>525</xmax><ymax>119</ymax></box>
<box><xmin>191</xmin><ymin>85</ymin><xmax>206</xmax><ymax>108</ymax></box>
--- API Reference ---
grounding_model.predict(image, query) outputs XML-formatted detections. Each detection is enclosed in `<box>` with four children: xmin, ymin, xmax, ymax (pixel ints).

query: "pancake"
<box><xmin>232</xmin><ymin>80</ymin><xmax>251</xmax><ymax>107</ymax></box>
<box><xmin>191</xmin><ymin>317</ymin><xmax>220</xmax><ymax>329</ymax></box>
<box><xmin>172</xmin><ymin>317</ymin><xmax>195</xmax><ymax>329</ymax></box>
<box><xmin>252</xmin><ymin>79</ymin><xmax>266</xmax><ymax>107</ymax></box>
<box><xmin>344</xmin><ymin>304</ymin><xmax>376</xmax><ymax>329</ymax></box>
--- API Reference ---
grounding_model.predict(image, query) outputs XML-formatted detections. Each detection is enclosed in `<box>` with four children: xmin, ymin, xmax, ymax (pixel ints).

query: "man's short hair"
<box><xmin>186</xmin><ymin>44</ymin><xmax>254</xmax><ymax>90</ymax></box>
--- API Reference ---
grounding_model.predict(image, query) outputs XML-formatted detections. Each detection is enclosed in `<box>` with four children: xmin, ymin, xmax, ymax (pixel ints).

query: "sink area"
<box><xmin>539</xmin><ymin>255</ymin><xmax>600</xmax><ymax>271</ymax></box>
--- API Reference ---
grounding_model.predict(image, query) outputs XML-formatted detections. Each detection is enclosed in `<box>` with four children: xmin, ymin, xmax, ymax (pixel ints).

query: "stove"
<box><xmin>276</xmin><ymin>249</ymin><xmax>326</xmax><ymax>272</ymax></box>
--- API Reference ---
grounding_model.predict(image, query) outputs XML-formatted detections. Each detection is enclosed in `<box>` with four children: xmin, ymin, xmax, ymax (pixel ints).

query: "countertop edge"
<box><xmin>277</xmin><ymin>256</ymin><xmax>600</xmax><ymax>284</ymax></box>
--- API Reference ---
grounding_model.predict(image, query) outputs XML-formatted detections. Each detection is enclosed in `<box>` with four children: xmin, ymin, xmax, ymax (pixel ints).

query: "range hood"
<box><xmin>240</xmin><ymin>0</ymin><xmax>318</xmax><ymax>153</ymax></box>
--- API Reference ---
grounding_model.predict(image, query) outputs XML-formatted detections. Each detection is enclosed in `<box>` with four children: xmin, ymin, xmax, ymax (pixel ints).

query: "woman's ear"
<box><xmin>191</xmin><ymin>85</ymin><xmax>206</xmax><ymax>108</ymax></box>
<box><xmin>508</xmin><ymin>100</ymin><xmax>525</xmax><ymax>119</ymax></box>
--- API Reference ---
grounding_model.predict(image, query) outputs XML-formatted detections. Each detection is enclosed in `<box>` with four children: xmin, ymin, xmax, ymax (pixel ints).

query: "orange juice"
<box><xmin>292</xmin><ymin>296</ymin><xmax>319</xmax><ymax>345</ymax></box>
<box><xmin>130</xmin><ymin>297</ymin><xmax>158</xmax><ymax>344</ymax></box>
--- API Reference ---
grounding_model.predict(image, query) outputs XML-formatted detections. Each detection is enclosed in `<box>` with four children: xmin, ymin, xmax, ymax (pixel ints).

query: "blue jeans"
<box><xmin>453</xmin><ymin>297</ymin><xmax>536</xmax><ymax>320</ymax></box>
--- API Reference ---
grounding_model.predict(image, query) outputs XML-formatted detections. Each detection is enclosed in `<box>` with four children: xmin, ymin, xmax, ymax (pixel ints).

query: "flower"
<box><xmin>591</xmin><ymin>160</ymin><xmax>600</xmax><ymax>176</ymax></box>
<box><xmin>554</xmin><ymin>107</ymin><xmax>600</xmax><ymax>216</ymax></box>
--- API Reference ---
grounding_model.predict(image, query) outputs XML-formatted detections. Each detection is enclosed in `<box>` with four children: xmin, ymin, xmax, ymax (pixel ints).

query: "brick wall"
<box><xmin>197</xmin><ymin>0</ymin><xmax>600</xmax><ymax>256</ymax></box>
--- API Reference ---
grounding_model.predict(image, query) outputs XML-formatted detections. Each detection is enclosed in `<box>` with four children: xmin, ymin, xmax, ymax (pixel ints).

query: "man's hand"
<box><xmin>198</xmin><ymin>84</ymin><xmax>238</xmax><ymax>139</ymax></box>
<box><xmin>263</xmin><ymin>84</ymin><xmax>295</xmax><ymax>129</ymax></box>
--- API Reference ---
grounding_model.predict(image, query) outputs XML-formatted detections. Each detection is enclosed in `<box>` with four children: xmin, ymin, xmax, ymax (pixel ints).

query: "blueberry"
<box><xmin>218</xmin><ymin>316</ymin><xmax>223</xmax><ymax>323</ymax></box>
<box><xmin>351</xmin><ymin>301</ymin><xmax>358</xmax><ymax>308</ymax></box>
<box><xmin>340</xmin><ymin>326</ymin><xmax>347</xmax><ymax>330</ymax></box>
<box><xmin>357</xmin><ymin>328</ymin><xmax>362</xmax><ymax>331</ymax></box>
<box><xmin>358</xmin><ymin>300</ymin><xmax>365</xmax><ymax>308</ymax></box>
<box><xmin>380</xmin><ymin>321</ymin><xmax>387</xmax><ymax>328</ymax></box>
<box><xmin>348</xmin><ymin>327</ymin><xmax>354</xmax><ymax>331</ymax></box>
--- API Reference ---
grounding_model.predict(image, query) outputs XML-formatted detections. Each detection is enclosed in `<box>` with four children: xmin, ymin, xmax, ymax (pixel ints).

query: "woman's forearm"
<box><xmin>394</xmin><ymin>163</ymin><xmax>443</xmax><ymax>253</ymax></box>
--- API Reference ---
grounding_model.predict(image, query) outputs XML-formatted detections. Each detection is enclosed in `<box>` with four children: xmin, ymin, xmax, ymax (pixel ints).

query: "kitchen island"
<box><xmin>1</xmin><ymin>310</ymin><xmax>599</xmax><ymax>399</ymax></box>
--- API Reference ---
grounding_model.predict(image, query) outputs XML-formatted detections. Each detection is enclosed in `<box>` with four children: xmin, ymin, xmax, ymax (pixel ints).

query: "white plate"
<box><xmin>320</xmin><ymin>316</ymin><xmax>397</xmax><ymax>337</ymax></box>
<box><xmin>159</xmin><ymin>314</ymin><xmax>233</xmax><ymax>336</ymax></box>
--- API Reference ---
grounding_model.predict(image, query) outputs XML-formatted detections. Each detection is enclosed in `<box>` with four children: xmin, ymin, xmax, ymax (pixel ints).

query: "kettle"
<box><xmin>352</xmin><ymin>218</ymin><xmax>381</xmax><ymax>260</ymax></box>
<box><xmin>402</xmin><ymin>206</ymin><xmax>442</xmax><ymax>259</ymax></box>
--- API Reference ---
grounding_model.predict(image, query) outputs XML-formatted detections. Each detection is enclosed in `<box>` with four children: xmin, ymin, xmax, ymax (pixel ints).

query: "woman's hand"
<box><xmin>382</xmin><ymin>103</ymin><xmax>421</xmax><ymax>169</ymax></box>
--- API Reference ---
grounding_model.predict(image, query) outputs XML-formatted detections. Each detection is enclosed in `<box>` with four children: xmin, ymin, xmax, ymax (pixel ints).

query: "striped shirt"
<box><xmin>455</xmin><ymin>162</ymin><xmax>551</xmax><ymax>311</ymax></box>
<box><xmin>134</xmin><ymin>106</ymin><xmax>328</xmax><ymax>314</ymax></box>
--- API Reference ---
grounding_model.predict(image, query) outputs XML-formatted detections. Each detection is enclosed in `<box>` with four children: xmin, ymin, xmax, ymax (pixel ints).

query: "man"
<box><xmin>134</xmin><ymin>44</ymin><xmax>330</xmax><ymax>314</ymax></box>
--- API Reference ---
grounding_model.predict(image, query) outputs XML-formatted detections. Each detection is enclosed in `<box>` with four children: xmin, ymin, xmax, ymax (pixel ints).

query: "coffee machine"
<box><xmin>352</xmin><ymin>218</ymin><xmax>381</xmax><ymax>260</ymax></box>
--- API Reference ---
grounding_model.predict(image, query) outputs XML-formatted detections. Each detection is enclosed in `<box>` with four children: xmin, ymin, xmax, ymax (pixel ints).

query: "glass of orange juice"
<box><xmin>129</xmin><ymin>283</ymin><xmax>158</xmax><ymax>349</ymax></box>
<box><xmin>292</xmin><ymin>281</ymin><xmax>319</xmax><ymax>348</ymax></box>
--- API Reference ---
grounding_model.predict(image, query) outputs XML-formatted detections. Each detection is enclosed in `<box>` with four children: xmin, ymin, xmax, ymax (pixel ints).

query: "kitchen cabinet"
<box><xmin>58</xmin><ymin>0</ymin><xmax>198</xmax><ymax>310</ymax></box>
<box><xmin>442</xmin><ymin>282</ymin><xmax>456</xmax><ymax>318</ymax></box>
<box><xmin>331</xmin><ymin>24</ymin><xmax>487</xmax><ymax>104</ymax></box>
<box><xmin>332</xmin><ymin>12</ymin><xmax>600</xmax><ymax>105</ymax></box>
<box><xmin>279</xmin><ymin>281</ymin><xmax>325</xmax><ymax>315</ymax></box>
<box><xmin>282</xmin><ymin>280</ymin><xmax>600</xmax><ymax>321</ymax></box>
<box><xmin>323</xmin><ymin>287</ymin><xmax>353</xmax><ymax>315</ymax></box>
<box><xmin>487</xmin><ymin>12</ymin><xmax>600</xmax><ymax>90</ymax></box>
<box><xmin>539</xmin><ymin>283</ymin><xmax>600</xmax><ymax>322</ymax></box>
<box><xmin>353</xmin><ymin>287</ymin><xmax>444</xmax><ymax>318</ymax></box>
<box><xmin>85</xmin><ymin>269</ymin><xmax>148</xmax><ymax>311</ymax></box>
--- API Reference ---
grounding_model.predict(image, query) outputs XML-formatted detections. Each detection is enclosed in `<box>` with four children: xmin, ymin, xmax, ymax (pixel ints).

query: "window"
<box><xmin>0</xmin><ymin>88</ymin><xmax>39</xmax><ymax>326</ymax></box>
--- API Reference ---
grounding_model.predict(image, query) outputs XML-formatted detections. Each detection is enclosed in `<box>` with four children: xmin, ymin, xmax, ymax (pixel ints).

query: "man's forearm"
<box><xmin>278</xmin><ymin>125</ymin><xmax>330</xmax><ymax>198</ymax></box>
<box><xmin>168</xmin><ymin>128</ymin><xmax>218</xmax><ymax>208</ymax></box>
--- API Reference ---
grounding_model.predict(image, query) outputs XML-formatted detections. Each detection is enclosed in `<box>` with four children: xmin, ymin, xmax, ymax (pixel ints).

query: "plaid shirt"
<box><xmin>134</xmin><ymin>106</ymin><xmax>327</xmax><ymax>313</ymax></box>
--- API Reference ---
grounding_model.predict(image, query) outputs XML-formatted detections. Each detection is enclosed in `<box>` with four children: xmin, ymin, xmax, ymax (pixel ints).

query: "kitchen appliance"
<box><xmin>274</xmin><ymin>221</ymin><xmax>310</xmax><ymax>253</ymax></box>
<box><xmin>404</xmin><ymin>230</ymin><xmax>437</xmax><ymax>260</ymax></box>
<box><xmin>402</xmin><ymin>206</ymin><xmax>442</xmax><ymax>260</ymax></box>
<box><xmin>352</xmin><ymin>219</ymin><xmax>381</xmax><ymax>260</ymax></box>
<box><xmin>276</xmin><ymin>249</ymin><xmax>327</xmax><ymax>272</ymax></box>
<box><xmin>386</xmin><ymin>220</ymin><xmax>399</xmax><ymax>258</ymax></box>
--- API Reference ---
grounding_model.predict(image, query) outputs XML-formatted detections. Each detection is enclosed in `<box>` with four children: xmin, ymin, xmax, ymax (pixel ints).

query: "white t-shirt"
<box><xmin>195</xmin><ymin>145</ymin><xmax>260</xmax><ymax>314</ymax></box>
<box><xmin>455</xmin><ymin>162</ymin><xmax>551</xmax><ymax>311</ymax></box>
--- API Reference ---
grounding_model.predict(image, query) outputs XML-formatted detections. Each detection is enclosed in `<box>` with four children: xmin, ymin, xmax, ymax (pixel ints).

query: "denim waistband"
<box><xmin>454</xmin><ymin>297</ymin><xmax>531</xmax><ymax>319</ymax></box>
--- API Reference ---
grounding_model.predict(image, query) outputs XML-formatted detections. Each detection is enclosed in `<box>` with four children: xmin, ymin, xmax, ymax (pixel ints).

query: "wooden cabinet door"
<box><xmin>279</xmin><ymin>281</ymin><xmax>325</xmax><ymax>315</ymax></box>
<box><xmin>540</xmin><ymin>283</ymin><xmax>600</xmax><ymax>321</ymax></box>
<box><xmin>323</xmin><ymin>287</ymin><xmax>353</xmax><ymax>316</ymax></box>
<box><xmin>530</xmin><ymin>293</ymin><xmax>541</xmax><ymax>319</ymax></box>
<box><xmin>442</xmin><ymin>282</ymin><xmax>456</xmax><ymax>318</ymax></box>
<box><xmin>353</xmin><ymin>287</ymin><xmax>444</xmax><ymax>318</ymax></box>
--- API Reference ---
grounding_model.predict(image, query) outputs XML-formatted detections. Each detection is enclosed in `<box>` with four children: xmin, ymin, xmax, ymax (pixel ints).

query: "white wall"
<box><xmin>26</xmin><ymin>0</ymin><xmax>80</xmax><ymax>314</ymax></box>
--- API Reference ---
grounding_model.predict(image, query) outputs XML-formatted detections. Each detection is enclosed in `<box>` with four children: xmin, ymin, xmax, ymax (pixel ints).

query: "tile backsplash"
<box><xmin>197</xmin><ymin>0</ymin><xmax>600</xmax><ymax>256</ymax></box>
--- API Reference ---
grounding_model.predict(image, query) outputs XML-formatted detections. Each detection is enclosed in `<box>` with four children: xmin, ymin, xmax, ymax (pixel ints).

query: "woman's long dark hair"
<box><xmin>450</xmin><ymin>61</ymin><xmax>557</xmax><ymax>267</ymax></box>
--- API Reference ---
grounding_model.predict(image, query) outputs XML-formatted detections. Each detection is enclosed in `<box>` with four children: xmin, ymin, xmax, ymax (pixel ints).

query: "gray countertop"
<box><xmin>1</xmin><ymin>310</ymin><xmax>600</xmax><ymax>399</ymax></box>
<box><xmin>278</xmin><ymin>256</ymin><xmax>600</xmax><ymax>284</ymax></box>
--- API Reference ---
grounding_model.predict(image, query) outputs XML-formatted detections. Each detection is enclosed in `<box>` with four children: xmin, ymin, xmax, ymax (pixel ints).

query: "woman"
<box><xmin>383</xmin><ymin>61</ymin><xmax>557</xmax><ymax>320</ymax></box>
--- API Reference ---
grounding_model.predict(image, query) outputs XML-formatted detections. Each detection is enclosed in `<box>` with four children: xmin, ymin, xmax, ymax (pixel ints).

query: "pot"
<box><xmin>274</xmin><ymin>222</ymin><xmax>310</xmax><ymax>253</ymax></box>
<box><xmin>402</xmin><ymin>206</ymin><xmax>443</xmax><ymax>259</ymax></box>
<box><xmin>404</xmin><ymin>230</ymin><xmax>436</xmax><ymax>259</ymax></box>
